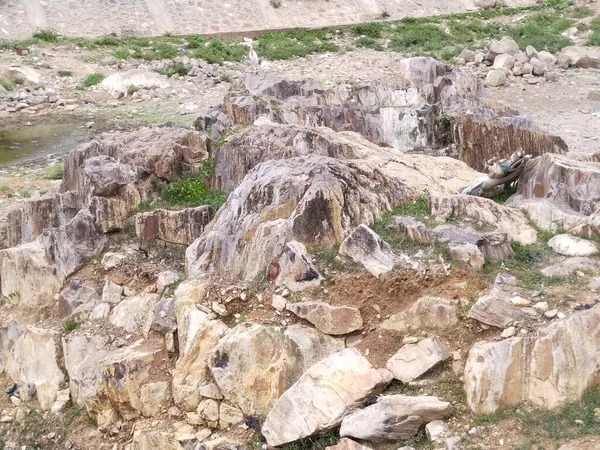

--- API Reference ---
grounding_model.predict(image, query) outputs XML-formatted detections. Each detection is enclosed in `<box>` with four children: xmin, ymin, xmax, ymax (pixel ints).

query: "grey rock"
<box><xmin>386</xmin><ymin>337</ymin><xmax>451</xmax><ymax>383</ymax></box>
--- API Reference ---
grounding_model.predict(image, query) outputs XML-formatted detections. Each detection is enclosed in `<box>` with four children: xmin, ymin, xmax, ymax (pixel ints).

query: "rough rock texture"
<box><xmin>58</xmin><ymin>280</ymin><xmax>99</xmax><ymax>318</ymax></box>
<box><xmin>5</xmin><ymin>327</ymin><xmax>65</xmax><ymax>410</ymax></box>
<box><xmin>338</xmin><ymin>225</ymin><xmax>398</xmax><ymax>278</ymax></box>
<box><xmin>429</xmin><ymin>194</ymin><xmax>537</xmax><ymax>245</ymax></box>
<box><xmin>135</xmin><ymin>206</ymin><xmax>215</xmax><ymax>246</ymax></box>
<box><xmin>548</xmin><ymin>234</ymin><xmax>599</xmax><ymax>257</ymax></box>
<box><xmin>186</xmin><ymin>141</ymin><xmax>478</xmax><ymax>282</ymax></box>
<box><xmin>541</xmin><ymin>257</ymin><xmax>600</xmax><ymax>278</ymax></box>
<box><xmin>208</xmin><ymin>323</ymin><xmax>345</xmax><ymax>416</ymax></box>
<box><xmin>63</xmin><ymin>336</ymin><xmax>168</xmax><ymax>425</ymax></box>
<box><xmin>286</xmin><ymin>301</ymin><xmax>363</xmax><ymax>335</ymax></box>
<box><xmin>261</xmin><ymin>348</ymin><xmax>392</xmax><ymax>446</ymax></box>
<box><xmin>340</xmin><ymin>395</ymin><xmax>453</xmax><ymax>442</ymax></box>
<box><xmin>560</xmin><ymin>46</ymin><xmax>600</xmax><ymax>69</ymax></box>
<box><xmin>381</xmin><ymin>297</ymin><xmax>458</xmax><ymax>333</ymax></box>
<box><xmin>386</xmin><ymin>338</ymin><xmax>451</xmax><ymax>383</ymax></box>
<box><xmin>432</xmin><ymin>224</ymin><xmax>514</xmax><ymax>261</ymax></box>
<box><xmin>509</xmin><ymin>154</ymin><xmax>600</xmax><ymax>233</ymax></box>
<box><xmin>468</xmin><ymin>273</ymin><xmax>537</xmax><ymax>328</ymax></box>
<box><xmin>388</xmin><ymin>216</ymin><xmax>432</xmax><ymax>244</ymax></box>
<box><xmin>325</xmin><ymin>438</ymin><xmax>373</xmax><ymax>450</ymax></box>
<box><xmin>109</xmin><ymin>294</ymin><xmax>161</xmax><ymax>335</ymax></box>
<box><xmin>267</xmin><ymin>240</ymin><xmax>322</xmax><ymax>291</ymax></box>
<box><xmin>448</xmin><ymin>242</ymin><xmax>485</xmax><ymax>270</ymax></box>
<box><xmin>465</xmin><ymin>306</ymin><xmax>600</xmax><ymax>413</ymax></box>
<box><xmin>201</xmin><ymin>60</ymin><xmax>565</xmax><ymax>174</ymax></box>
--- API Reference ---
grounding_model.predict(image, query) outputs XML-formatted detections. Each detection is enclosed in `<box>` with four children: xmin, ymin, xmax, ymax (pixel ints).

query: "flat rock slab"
<box><xmin>261</xmin><ymin>348</ymin><xmax>392</xmax><ymax>447</ymax></box>
<box><xmin>381</xmin><ymin>296</ymin><xmax>458</xmax><ymax>333</ymax></box>
<box><xmin>386</xmin><ymin>337</ymin><xmax>451</xmax><ymax>383</ymax></box>
<box><xmin>286</xmin><ymin>301</ymin><xmax>363</xmax><ymax>335</ymax></box>
<box><xmin>340</xmin><ymin>395</ymin><xmax>453</xmax><ymax>442</ymax></box>
<box><xmin>548</xmin><ymin>234</ymin><xmax>599</xmax><ymax>257</ymax></box>
<box><xmin>542</xmin><ymin>257</ymin><xmax>600</xmax><ymax>278</ymax></box>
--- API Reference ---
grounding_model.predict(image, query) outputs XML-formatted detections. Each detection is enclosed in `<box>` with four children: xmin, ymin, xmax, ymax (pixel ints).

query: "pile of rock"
<box><xmin>0</xmin><ymin>86</ymin><xmax>62</xmax><ymax>115</ymax></box>
<box><xmin>458</xmin><ymin>36</ymin><xmax>560</xmax><ymax>87</ymax></box>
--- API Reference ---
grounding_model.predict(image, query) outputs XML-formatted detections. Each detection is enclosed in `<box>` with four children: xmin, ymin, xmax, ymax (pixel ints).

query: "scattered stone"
<box><xmin>339</xmin><ymin>395</ymin><xmax>452</xmax><ymax>442</ymax></box>
<box><xmin>267</xmin><ymin>241</ymin><xmax>322</xmax><ymax>291</ymax></box>
<box><xmin>545</xmin><ymin>309</ymin><xmax>559</xmax><ymax>319</ymax></box>
<box><xmin>538</xmin><ymin>51</ymin><xmax>557</xmax><ymax>66</ymax></box>
<box><xmin>386</xmin><ymin>337</ymin><xmax>451</xmax><ymax>383</ymax></box>
<box><xmin>156</xmin><ymin>270</ymin><xmax>180</xmax><ymax>295</ymax></box>
<box><xmin>135</xmin><ymin>206</ymin><xmax>215</xmax><ymax>246</ymax></box>
<box><xmin>488</xmin><ymin>37</ymin><xmax>520</xmax><ymax>60</ymax></box>
<box><xmin>101</xmin><ymin>252</ymin><xmax>125</xmax><ymax>270</ymax></box>
<box><xmin>534</xmin><ymin>302</ymin><xmax>549</xmax><ymax>313</ymax></box>
<box><xmin>560</xmin><ymin>46</ymin><xmax>600</xmax><ymax>69</ymax></box>
<box><xmin>501</xmin><ymin>327</ymin><xmax>517</xmax><ymax>338</ymax></box>
<box><xmin>102</xmin><ymin>279</ymin><xmax>123</xmax><ymax>304</ymax></box>
<box><xmin>493</xmin><ymin>54</ymin><xmax>516</xmax><ymax>70</ymax></box>
<box><xmin>426</xmin><ymin>420</ymin><xmax>447</xmax><ymax>442</ymax></box>
<box><xmin>548</xmin><ymin>234</ymin><xmax>599</xmax><ymax>257</ymax></box>
<box><xmin>388</xmin><ymin>216</ymin><xmax>432</xmax><ymax>244</ymax></box>
<box><xmin>338</xmin><ymin>225</ymin><xmax>398</xmax><ymax>278</ymax></box>
<box><xmin>542</xmin><ymin>257</ymin><xmax>600</xmax><ymax>278</ymax></box>
<box><xmin>271</xmin><ymin>294</ymin><xmax>287</xmax><ymax>311</ymax></box>
<box><xmin>485</xmin><ymin>69</ymin><xmax>506</xmax><ymax>87</ymax></box>
<box><xmin>286</xmin><ymin>301</ymin><xmax>363</xmax><ymax>335</ymax></box>
<box><xmin>459</xmin><ymin>49</ymin><xmax>476</xmax><ymax>63</ymax></box>
<box><xmin>261</xmin><ymin>348</ymin><xmax>392</xmax><ymax>446</ymax></box>
<box><xmin>448</xmin><ymin>242</ymin><xmax>485</xmax><ymax>270</ymax></box>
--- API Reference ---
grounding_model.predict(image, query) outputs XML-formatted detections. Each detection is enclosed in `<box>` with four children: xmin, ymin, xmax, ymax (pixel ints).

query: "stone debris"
<box><xmin>386</xmin><ymin>337</ymin><xmax>451</xmax><ymax>383</ymax></box>
<box><xmin>286</xmin><ymin>301</ymin><xmax>363</xmax><ymax>335</ymax></box>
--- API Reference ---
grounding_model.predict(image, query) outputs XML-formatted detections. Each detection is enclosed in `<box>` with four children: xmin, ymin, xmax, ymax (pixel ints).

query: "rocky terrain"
<box><xmin>2</xmin><ymin>2</ymin><xmax>600</xmax><ymax>450</ymax></box>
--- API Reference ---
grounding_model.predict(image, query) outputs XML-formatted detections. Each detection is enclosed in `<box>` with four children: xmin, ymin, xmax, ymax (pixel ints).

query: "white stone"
<box><xmin>386</xmin><ymin>338</ymin><xmax>451</xmax><ymax>383</ymax></box>
<box><xmin>548</xmin><ymin>234</ymin><xmax>599</xmax><ymax>257</ymax></box>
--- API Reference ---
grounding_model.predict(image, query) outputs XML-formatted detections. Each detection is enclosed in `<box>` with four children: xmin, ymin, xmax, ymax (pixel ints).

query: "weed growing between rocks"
<box><xmin>42</xmin><ymin>163</ymin><xmax>64</xmax><ymax>180</ymax></box>
<box><xmin>161</xmin><ymin>158</ymin><xmax>228</xmax><ymax>210</ymax></box>
<box><xmin>80</xmin><ymin>73</ymin><xmax>104</xmax><ymax>88</ymax></box>
<box><xmin>62</xmin><ymin>319</ymin><xmax>80</xmax><ymax>333</ymax></box>
<box><xmin>57</xmin><ymin>69</ymin><xmax>72</xmax><ymax>77</ymax></box>
<box><xmin>588</xmin><ymin>17</ymin><xmax>600</xmax><ymax>45</ymax></box>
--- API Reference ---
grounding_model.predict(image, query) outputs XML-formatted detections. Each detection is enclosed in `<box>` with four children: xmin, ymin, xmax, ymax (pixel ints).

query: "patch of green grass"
<box><xmin>396</xmin><ymin>429</ymin><xmax>434</xmax><ymax>450</ymax></box>
<box><xmin>474</xmin><ymin>406</ymin><xmax>518</xmax><ymax>424</ymax></box>
<box><xmin>62</xmin><ymin>319</ymin><xmax>80</xmax><ymax>333</ymax></box>
<box><xmin>355</xmin><ymin>36</ymin><xmax>384</xmax><ymax>51</ymax></box>
<box><xmin>19</xmin><ymin>189</ymin><xmax>32</xmax><ymax>198</ymax></box>
<box><xmin>191</xmin><ymin>38</ymin><xmax>247</xmax><ymax>64</ymax></box>
<box><xmin>57</xmin><ymin>69</ymin><xmax>72</xmax><ymax>77</ymax></box>
<box><xmin>520</xmin><ymin>386</ymin><xmax>600</xmax><ymax>440</ymax></box>
<box><xmin>390</xmin><ymin>22</ymin><xmax>453</xmax><ymax>54</ymax></box>
<box><xmin>491</xmin><ymin>181</ymin><xmax>519</xmax><ymax>205</ymax></box>
<box><xmin>161</xmin><ymin>158</ymin><xmax>228</xmax><ymax>210</ymax></box>
<box><xmin>0</xmin><ymin>78</ymin><xmax>13</xmax><ymax>91</ymax></box>
<box><xmin>81</xmin><ymin>73</ymin><xmax>104</xmax><ymax>88</ymax></box>
<box><xmin>505</xmin><ymin>11</ymin><xmax>573</xmax><ymax>53</ymax></box>
<box><xmin>0</xmin><ymin>185</ymin><xmax>14</xmax><ymax>196</ymax></box>
<box><xmin>127</xmin><ymin>85</ymin><xmax>139</xmax><ymax>96</ymax></box>
<box><xmin>350</xmin><ymin>22</ymin><xmax>385</xmax><ymax>38</ymax></box>
<box><xmin>385</xmin><ymin>379</ymin><xmax>420</xmax><ymax>395</ymax></box>
<box><xmin>258</xmin><ymin>29</ymin><xmax>339</xmax><ymax>60</ymax></box>
<box><xmin>154</xmin><ymin>60</ymin><xmax>189</xmax><ymax>77</ymax></box>
<box><xmin>33</xmin><ymin>28</ymin><xmax>59</xmax><ymax>42</ymax></box>
<box><xmin>43</xmin><ymin>164</ymin><xmax>64</xmax><ymax>180</ymax></box>
<box><xmin>588</xmin><ymin>17</ymin><xmax>600</xmax><ymax>45</ymax></box>
<box><xmin>280</xmin><ymin>430</ymin><xmax>340</xmax><ymax>450</ymax></box>
<box><xmin>569</xmin><ymin>6</ymin><xmax>593</xmax><ymax>18</ymax></box>
<box><xmin>12</xmin><ymin>77</ymin><xmax>24</xmax><ymax>85</ymax></box>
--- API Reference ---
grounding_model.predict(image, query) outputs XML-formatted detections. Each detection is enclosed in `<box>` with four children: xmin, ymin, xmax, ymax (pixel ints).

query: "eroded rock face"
<box><xmin>208</xmin><ymin>323</ymin><xmax>345</xmax><ymax>416</ymax></box>
<box><xmin>63</xmin><ymin>336</ymin><xmax>168</xmax><ymax>425</ymax></box>
<box><xmin>339</xmin><ymin>395</ymin><xmax>453</xmax><ymax>442</ymax></box>
<box><xmin>261</xmin><ymin>348</ymin><xmax>392</xmax><ymax>446</ymax></box>
<box><xmin>286</xmin><ymin>301</ymin><xmax>363</xmax><ymax>335</ymax></box>
<box><xmin>135</xmin><ymin>206</ymin><xmax>216</xmax><ymax>246</ymax></box>
<box><xmin>5</xmin><ymin>327</ymin><xmax>65</xmax><ymax>410</ymax></box>
<box><xmin>465</xmin><ymin>306</ymin><xmax>600</xmax><ymax>413</ymax></box>
<box><xmin>201</xmin><ymin>60</ymin><xmax>565</xmax><ymax>173</ymax></box>
<box><xmin>187</xmin><ymin>140</ymin><xmax>478</xmax><ymax>282</ymax></box>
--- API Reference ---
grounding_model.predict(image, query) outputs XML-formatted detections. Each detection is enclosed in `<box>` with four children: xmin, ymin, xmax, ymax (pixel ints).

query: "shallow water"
<box><xmin>0</xmin><ymin>123</ymin><xmax>93</xmax><ymax>165</ymax></box>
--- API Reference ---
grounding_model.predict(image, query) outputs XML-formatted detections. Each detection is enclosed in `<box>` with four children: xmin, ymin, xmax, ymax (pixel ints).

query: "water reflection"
<box><xmin>0</xmin><ymin>123</ymin><xmax>92</xmax><ymax>165</ymax></box>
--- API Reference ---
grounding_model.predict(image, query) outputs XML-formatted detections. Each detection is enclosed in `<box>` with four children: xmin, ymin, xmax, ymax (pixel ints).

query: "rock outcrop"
<box><xmin>135</xmin><ymin>206</ymin><xmax>216</xmax><ymax>246</ymax></box>
<box><xmin>261</xmin><ymin>348</ymin><xmax>392</xmax><ymax>446</ymax></box>
<box><xmin>465</xmin><ymin>306</ymin><xmax>600</xmax><ymax>413</ymax></box>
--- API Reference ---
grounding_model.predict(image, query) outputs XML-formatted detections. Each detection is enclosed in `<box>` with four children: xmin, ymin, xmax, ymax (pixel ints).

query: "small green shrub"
<box><xmin>220</xmin><ymin>73</ymin><xmax>233</xmax><ymax>83</ymax></box>
<box><xmin>12</xmin><ymin>77</ymin><xmax>24</xmax><ymax>85</ymax></box>
<box><xmin>62</xmin><ymin>319</ymin><xmax>80</xmax><ymax>333</ymax></box>
<box><xmin>270</xmin><ymin>0</ymin><xmax>281</xmax><ymax>7</ymax></box>
<box><xmin>0</xmin><ymin>78</ymin><xmax>13</xmax><ymax>91</ymax></box>
<box><xmin>33</xmin><ymin>28</ymin><xmax>60</xmax><ymax>42</ymax></box>
<box><xmin>154</xmin><ymin>61</ymin><xmax>188</xmax><ymax>77</ymax></box>
<box><xmin>162</xmin><ymin>158</ymin><xmax>228</xmax><ymax>209</ymax></box>
<box><xmin>355</xmin><ymin>36</ymin><xmax>384</xmax><ymax>51</ymax></box>
<box><xmin>43</xmin><ymin>164</ymin><xmax>64</xmax><ymax>180</ymax></box>
<box><xmin>350</xmin><ymin>22</ymin><xmax>384</xmax><ymax>38</ymax></box>
<box><xmin>258</xmin><ymin>29</ymin><xmax>339</xmax><ymax>60</ymax></box>
<box><xmin>0</xmin><ymin>185</ymin><xmax>14</xmax><ymax>197</ymax></box>
<box><xmin>191</xmin><ymin>39</ymin><xmax>247</xmax><ymax>64</ymax></box>
<box><xmin>57</xmin><ymin>69</ymin><xmax>73</xmax><ymax>77</ymax></box>
<box><xmin>588</xmin><ymin>17</ymin><xmax>600</xmax><ymax>45</ymax></box>
<box><xmin>127</xmin><ymin>85</ymin><xmax>139</xmax><ymax>96</ymax></box>
<box><xmin>19</xmin><ymin>189</ymin><xmax>32</xmax><ymax>198</ymax></box>
<box><xmin>81</xmin><ymin>73</ymin><xmax>104</xmax><ymax>87</ymax></box>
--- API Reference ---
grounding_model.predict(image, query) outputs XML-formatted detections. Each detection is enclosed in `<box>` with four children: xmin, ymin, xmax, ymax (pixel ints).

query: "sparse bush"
<box><xmin>588</xmin><ymin>17</ymin><xmax>600</xmax><ymax>45</ymax></box>
<box><xmin>12</xmin><ymin>77</ymin><xmax>24</xmax><ymax>85</ymax></box>
<box><xmin>19</xmin><ymin>189</ymin><xmax>32</xmax><ymax>198</ymax></box>
<box><xmin>43</xmin><ymin>164</ymin><xmax>64</xmax><ymax>180</ymax></box>
<box><xmin>62</xmin><ymin>319</ymin><xmax>79</xmax><ymax>333</ymax></box>
<box><xmin>57</xmin><ymin>69</ymin><xmax>72</xmax><ymax>77</ymax></box>
<box><xmin>0</xmin><ymin>185</ymin><xmax>14</xmax><ymax>197</ymax></box>
<box><xmin>270</xmin><ymin>0</ymin><xmax>281</xmax><ymax>8</ymax></box>
<box><xmin>220</xmin><ymin>73</ymin><xmax>233</xmax><ymax>82</ymax></box>
<box><xmin>0</xmin><ymin>78</ymin><xmax>13</xmax><ymax>91</ymax></box>
<box><xmin>81</xmin><ymin>73</ymin><xmax>104</xmax><ymax>88</ymax></box>
<box><xmin>127</xmin><ymin>85</ymin><xmax>139</xmax><ymax>96</ymax></box>
<box><xmin>258</xmin><ymin>29</ymin><xmax>338</xmax><ymax>60</ymax></box>
<box><xmin>33</xmin><ymin>28</ymin><xmax>59</xmax><ymax>42</ymax></box>
<box><xmin>350</xmin><ymin>22</ymin><xmax>384</xmax><ymax>38</ymax></box>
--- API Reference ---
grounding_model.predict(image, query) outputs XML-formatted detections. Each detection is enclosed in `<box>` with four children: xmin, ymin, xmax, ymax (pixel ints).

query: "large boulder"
<box><xmin>339</xmin><ymin>395</ymin><xmax>453</xmax><ymax>442</ymax></box>
<box><xmin>135</xmin><ymin>206</ymin><xmax>216</xmax><ymax>246</ymax></box>
<box><xmin>186</xmin><ymin>141</ymin><xmax>478</xmax><ymax>282</ymax></box>
<box><xmin>261</xmin><ymin>348</ymin><xmax>392</xmax><ymax>446</ymax></box>
<box><xmin>63</xmin><ymin>336</ymin><xmax>169</xmax><ymax>425</ymax></box>
<box><xmin>208</xmin><ymin>323</ymin><xmax>344</xmax><ymax>416</ymax></box>
<box><xmin>5</xmin><ymin>326</ymin><xmax>65</xmax><ymax>410</ymax></box>
<box><xmin>465</xmin><ymin>306</ymin><xmax>600</xmax><ymax>413</ymax></box>
<box><xmin>429</xmin><ymin>194</ymin><xmax>537</xmax><ymax>245</ymax></box>
<box><xmin>101</xmin><ymin>69</ymin><xmax>170</xmax><ymax>97</ymax></box>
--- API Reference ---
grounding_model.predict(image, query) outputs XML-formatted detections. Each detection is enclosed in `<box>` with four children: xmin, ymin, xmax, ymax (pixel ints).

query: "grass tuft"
<box><xmin>43</xmin><ymin>164</ymin><xmax>64</xmax><ymax>180</ymax></box>
<box><xmin>258</xmin><ymin>29</ymin><xmax>339</xmax><ymax>60</ymax></box>
<box><xmin>81</xmin><ymin>73</ymin><xmax>104</xmax><ymax>88</ymax></box>
<box><xmin>33</xmin><ymin>28</ymin><xmax>60</xmax><ymax>42</ymax></box>
<box><xmin>57</xmin><ymin>69</ymin><xmax>72</xmax><ymax>77</ymax></box>
<box><xmin>62</xmin><ymin>319</ymin><xmax>80</xmax><ymax>333</ymax></box>
<box><xmin>350</xmin><ymin>22</ymin><xmax>385</xmax><ymax>38</ymax></box>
